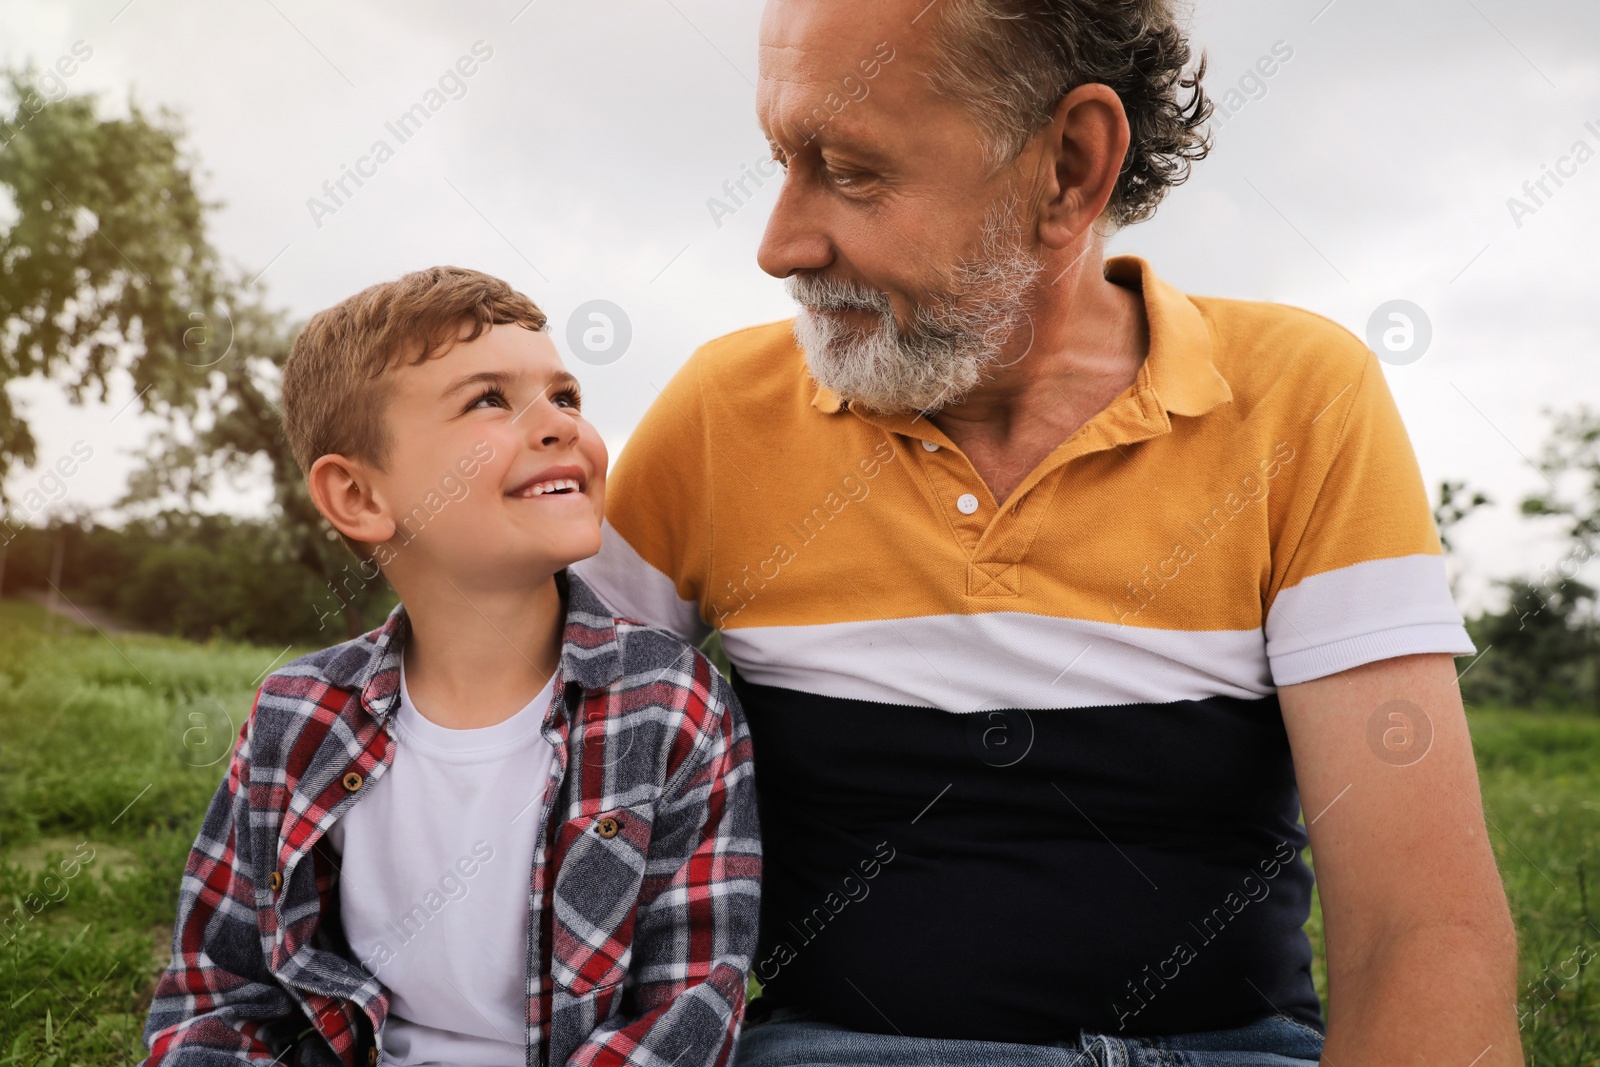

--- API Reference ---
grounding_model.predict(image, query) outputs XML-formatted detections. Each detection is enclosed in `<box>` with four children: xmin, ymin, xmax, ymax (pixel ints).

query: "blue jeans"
<box><xmin>734</xmin><ymin>1009</ymin><xmax>1324</xmax><ymax>1067</ymax></box>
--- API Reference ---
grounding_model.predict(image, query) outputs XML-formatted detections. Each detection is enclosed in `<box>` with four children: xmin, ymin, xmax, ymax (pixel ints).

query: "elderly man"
<box><xmin>574</xmin><ymin>0</ymin><xmax>1522</xmax><ymax>1064</ymax></box>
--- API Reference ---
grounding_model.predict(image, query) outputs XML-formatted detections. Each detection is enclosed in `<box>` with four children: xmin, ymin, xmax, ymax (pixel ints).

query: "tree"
<box><xmin>1464</xmin><ymin>576</ymin><xmax>1596</xmax><ymax>711</ymax></box>
<box><xmin>119</xmin><ymin>298</ymin><xmax>393</xmax><ymax>640</ymax></box>
<box><xmin>1521</xmin><ymin>406</ymin><xmax>1600</xmax><ymax>559</ymax></box>
<box><xmin>1519</xmin><ymin>406</ymin><xmax>1600</xmax><ymax>713</ymax></box>
<box><xmin>1434</xmin><ymin>479</ymin><xmax>1493</xmax><ymax>555</ymax></box>
<box><xmin>1433</xmin><ymin>478</ymin><xmax>1493</xmax><ymax>601</ymax></box>
<box><xmin>3</xmin><ymin>69</ymin><xmax>388</xmax><ymax>639</ymax></box>
<box><xmin>1</xmin><ymin>67</ymin><xmax>224</xmax><ymax>494</ymax></box>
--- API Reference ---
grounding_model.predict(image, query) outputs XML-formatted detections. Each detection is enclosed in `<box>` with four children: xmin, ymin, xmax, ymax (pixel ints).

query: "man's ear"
<box><xmin>307</xmin><ymin>453</ymin><xmax>396</xmax><ymax>548</ymax></box>
<box><xmin>1035</xmin><ymin>82</ymin><xmax>1131</xmax><ymax>249</ymax></box>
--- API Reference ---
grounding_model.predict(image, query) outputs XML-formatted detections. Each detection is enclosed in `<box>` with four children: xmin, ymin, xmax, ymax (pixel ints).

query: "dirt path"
<box><xmin>16</xmin><ymin>588</ymin><xmax>137</xmax><ymax>635</ymax></box>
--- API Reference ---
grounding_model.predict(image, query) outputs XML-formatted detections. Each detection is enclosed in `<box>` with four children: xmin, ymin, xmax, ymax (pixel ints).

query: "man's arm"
<box><xmin>1279</xmin><ymin>652</ymin><xmax>1521</xmax><ymax>1066</ymax></box>
<box><xmin>143</xmin><ymin>702</ymin><xmax>306</xmax><ymax>1066</ymax></box>
<box><xmin>566</xmin><ymin>654</ymin><xmax>762</xmax><ymax>1067</ymax></box>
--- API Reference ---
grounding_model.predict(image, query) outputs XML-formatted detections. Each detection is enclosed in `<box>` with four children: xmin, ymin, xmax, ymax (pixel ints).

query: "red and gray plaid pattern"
<box><xmin>143</xmin><ymin>570</ymin><xmax>761</xmax><ymax>1067</ymax></box>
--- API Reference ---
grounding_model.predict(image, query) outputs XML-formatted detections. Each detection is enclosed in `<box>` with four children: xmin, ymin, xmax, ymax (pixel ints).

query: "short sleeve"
<box><xmin>572</xmin><ymin>351</ymin><xmax>714</xmax><ymax>646</ymax></box>
<box><xmin>1264</xmin><ymin>349</ymin><xmax>1475</xmax><ymax>686</ymax></box>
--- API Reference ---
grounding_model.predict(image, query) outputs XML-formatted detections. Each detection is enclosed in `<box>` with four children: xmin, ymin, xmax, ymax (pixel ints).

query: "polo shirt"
<box><xmin>572</xmin><ymin>254</ymin><xmax>1475</xmax><ymax>1042</ymax></box>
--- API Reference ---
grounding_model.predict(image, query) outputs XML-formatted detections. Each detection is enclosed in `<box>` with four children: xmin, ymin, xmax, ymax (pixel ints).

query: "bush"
<box><xmin>0</xmin><ymin>514</ymin><xmax>395</xmax><ymax>645</ymax></box>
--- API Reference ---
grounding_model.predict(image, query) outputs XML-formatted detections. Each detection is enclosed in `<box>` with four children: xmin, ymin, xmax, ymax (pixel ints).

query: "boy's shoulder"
<box><xmin>607</xmin><ymin>617</ymin><xmax>734</xmax><ymax>706</ymax></box>
<box><xmin>271</xmin><ymin>615</ymin><xmax>397</xmax><ymax>694</ymax></box>
<box><xmin>565</xmin><ymin>570</ymin><xmax>724</xmax><ymax>691</ymax></box>
<box><xmin>578</xmin><ymin>613</ymin><xmax>747</xmax><ymax>797</ymax></box>
<box><xmin>248</xmin><ymin>607</ymin><xmax>405</xmax><ymax>742</ymax></box>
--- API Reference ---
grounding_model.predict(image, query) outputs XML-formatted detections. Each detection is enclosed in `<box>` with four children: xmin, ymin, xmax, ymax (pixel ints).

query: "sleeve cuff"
<box><xmin>1268</xmin><ymin>621</ymin><xmax>1477</xmax><ymax>687</ymax></box>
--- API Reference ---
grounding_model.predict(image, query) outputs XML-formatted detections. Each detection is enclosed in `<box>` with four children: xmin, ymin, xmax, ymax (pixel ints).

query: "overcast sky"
<box><xmin>2</xmin><ymin>0</ymin><xmax>1597</xmax><ymax>615</ymax></box>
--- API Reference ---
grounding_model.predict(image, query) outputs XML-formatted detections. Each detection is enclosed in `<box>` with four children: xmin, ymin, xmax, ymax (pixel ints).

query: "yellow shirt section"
<box><xmin>602</xmin><ymin>255</ymin><xmax>1443</xmax><ymax>636</ymax></box>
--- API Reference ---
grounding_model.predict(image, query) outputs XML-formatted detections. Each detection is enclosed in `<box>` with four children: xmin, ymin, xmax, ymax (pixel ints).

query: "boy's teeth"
<box><xmin>527</xmin><ymin>478</ymin><xmax>578</xmax><ymax>496</ymax></box>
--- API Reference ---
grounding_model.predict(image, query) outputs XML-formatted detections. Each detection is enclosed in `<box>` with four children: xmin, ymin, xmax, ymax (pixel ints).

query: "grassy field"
<box><xmin>1</xmin><ymin>598</ymin><xmax>1596</xmax><ymax>1065</ymax></box>
<box><xmin>0</xmin><ymin>599</ymin><xmax>316</xmax><ymax>1067</ymax></box>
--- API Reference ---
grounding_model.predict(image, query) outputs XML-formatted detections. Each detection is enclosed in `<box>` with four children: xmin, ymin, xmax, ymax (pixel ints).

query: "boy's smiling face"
<box><xmin>355</xmin><ymin>322</ymin><xmax>607</xmax><ymax>584</ymax></box>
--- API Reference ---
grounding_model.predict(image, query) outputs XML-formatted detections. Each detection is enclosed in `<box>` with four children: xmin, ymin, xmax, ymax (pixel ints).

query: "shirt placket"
<box><xmin>526</xmin><ymin>677</ymin><xmax>574</xmax><ymax>1067</ymax></box>
<box><xmin>272</xmin><ymin>722</ymin><xmax>395</xmax><ymax>1066</ymax></box>
<box><xmin>916</xmin><ymin>440</ymin><xmax>1065</xmax><ymax>599</ymax></box>
<box><xmin>860</xmin><ymin>392</ymin><xmax>1170</xmax><ymax>601</ymax></box>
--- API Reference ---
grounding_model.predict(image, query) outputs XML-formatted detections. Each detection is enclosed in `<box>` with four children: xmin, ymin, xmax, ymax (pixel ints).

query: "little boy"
<box><xmin>142</xmin><ymin>267</ymin><xmax>762</xmax><ymax>1067</ymax></box>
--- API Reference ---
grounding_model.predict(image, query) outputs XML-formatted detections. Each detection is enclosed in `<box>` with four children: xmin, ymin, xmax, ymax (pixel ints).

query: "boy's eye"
<box><xmin>464</xmin><ymin>383</ymin><xmax>580</xmax><ymax>414</ymax></box>
<box><xmin>466</xmin><ymin>387</ymin><xmax>509</xmax><ymax>412</ymax></box>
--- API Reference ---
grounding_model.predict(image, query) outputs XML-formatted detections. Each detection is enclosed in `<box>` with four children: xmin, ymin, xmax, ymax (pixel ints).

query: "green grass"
<box><xmin>1294</xmin><ymin>706</ymin><xmax>1600</xmax><ymax>1064</ymax></box>
<box><xmin>0</xmin><ymin>600</ymin><xmax>318</xmax><ymax>1066</ymax></box>
<box><xmin>2</xmin><ymin>602</ymin><xmax>1597</xmax><ymax>1063</ymax></box>
<box><xmin>1469</xmin><ymin>710</ymin><xmax>1600</xmax><ymax>1060</ymax></box>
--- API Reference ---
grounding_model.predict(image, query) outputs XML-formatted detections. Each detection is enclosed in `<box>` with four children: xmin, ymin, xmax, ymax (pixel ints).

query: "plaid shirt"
<box><xmin>143</xmin><ymin>570</ymin><xmax>761</xmax><ymax>1067</ymax></box>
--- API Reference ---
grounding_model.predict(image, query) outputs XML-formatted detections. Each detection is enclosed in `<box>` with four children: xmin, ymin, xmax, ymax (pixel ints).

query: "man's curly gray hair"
<box><xmin>924</xmin><ymin>0</ymin><xmax>1213</xmax><ymax>228</ymax></box>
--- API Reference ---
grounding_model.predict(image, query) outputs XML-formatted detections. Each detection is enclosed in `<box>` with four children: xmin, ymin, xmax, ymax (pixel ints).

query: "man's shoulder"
<box><xmin>1191</xmin><ymin>293</ymin><xmax>1374</xmax><ymax>397</ymax></box>
<box><xmin>680</xmin><ymin>317</ymin><xmax>809</xmax><ymax>401</ymax></box>
<box><xmin>690</xmin><ymin>316</ymin><xmax>800</xmax><ymax>369</ymax></box>
<box><xmin>632</xmin><ymin>316</ymin><xmax>816</xmax><ymax>450</ymax></box>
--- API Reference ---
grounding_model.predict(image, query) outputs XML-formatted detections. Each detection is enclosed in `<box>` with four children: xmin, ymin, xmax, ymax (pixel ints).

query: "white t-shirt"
<box><xmin>327</xmin><ymin>661</ymin><xmax>558</xmax><ymax>1067</ymax></box>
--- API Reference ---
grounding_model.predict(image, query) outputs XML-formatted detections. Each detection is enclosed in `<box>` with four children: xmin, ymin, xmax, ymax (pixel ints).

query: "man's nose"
<box><xmin>757</xmin><ymin>173</ymin><xmax>834</xmax><ymax>279</ymax></box>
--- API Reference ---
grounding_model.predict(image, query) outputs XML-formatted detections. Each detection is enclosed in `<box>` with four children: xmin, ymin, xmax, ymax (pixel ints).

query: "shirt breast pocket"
<box><xmin>550</xmin><ymin>802</ymin><xmax>654</xmax><ymax>996</ymax></box>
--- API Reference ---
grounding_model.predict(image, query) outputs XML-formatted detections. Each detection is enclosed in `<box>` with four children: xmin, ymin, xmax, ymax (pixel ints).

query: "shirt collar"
<box><xmin>808</xmin><ymin>254</ymin><xmax>1232</xmax><ymax>420</ymax></box>
<box><xmin>1105</xmin><ymin>253</ymin><xmax>1232</xmax><ymax>417</ymax></box>
<box><xmin>343</xmin><ymin>568</ymin><xmax>626</xmax><ymax>722</ymax></box>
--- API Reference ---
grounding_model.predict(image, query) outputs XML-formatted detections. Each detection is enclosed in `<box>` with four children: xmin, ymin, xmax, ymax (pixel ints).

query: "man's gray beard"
<box><xmin>787</xmin><ymin>193</ymin><xmax>1043</xmax><ymax>415</ymax></box>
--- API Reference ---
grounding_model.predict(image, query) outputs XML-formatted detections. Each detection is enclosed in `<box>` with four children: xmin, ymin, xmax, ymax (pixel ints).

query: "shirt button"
<box><xmin>921</xmin><ymin>440</ymin><xmax>940</xmax><ymax>452</ymax></box>
<box><xmin>267</xmin><ymin>870</ymin><xmax>283</xmax><ymax>892</ymax></box>
<box><xmin>956</xmin><ymin>493</ymin><xmax>980</xmax><ymax>515</ymax></box>
<box><xmin>342</xmin><ymin>771</ymin><xmax>364</xmax><ymax>792</ymax></box>
<box><xmin>368</xmin><ymin>1047</ymin><xmax>379</xmax><ymax>1067</ymax></box>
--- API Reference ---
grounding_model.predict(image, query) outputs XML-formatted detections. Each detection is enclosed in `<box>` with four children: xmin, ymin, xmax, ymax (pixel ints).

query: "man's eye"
<box><xmin>823</xmin><ymin>166</ymin><xmax>864</xmax><ymax>190</ymax></box>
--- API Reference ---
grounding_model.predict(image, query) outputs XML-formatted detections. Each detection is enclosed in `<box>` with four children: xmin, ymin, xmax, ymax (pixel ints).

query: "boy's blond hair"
<box><xmin>281</xmin><ymin>266</ymin><xmax>547</xmax><ymax>559</ymax></box>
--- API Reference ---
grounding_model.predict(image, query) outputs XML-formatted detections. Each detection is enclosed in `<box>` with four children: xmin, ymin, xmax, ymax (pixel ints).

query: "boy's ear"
<box><xmin>307</xmin><ymin>454</ymin><xmax>396</xmax><ymax>548</ymax></box>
